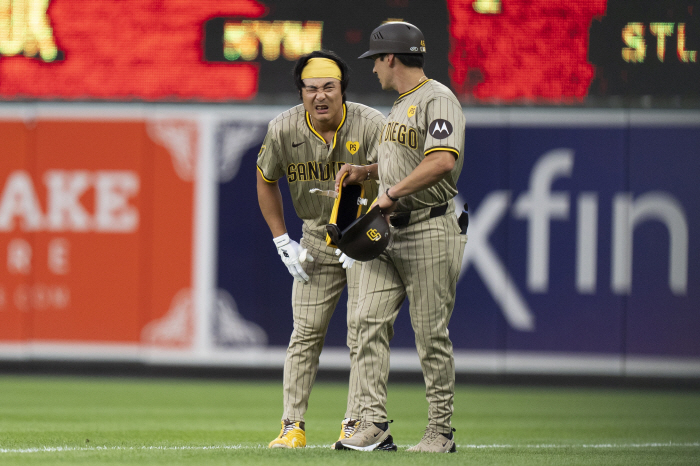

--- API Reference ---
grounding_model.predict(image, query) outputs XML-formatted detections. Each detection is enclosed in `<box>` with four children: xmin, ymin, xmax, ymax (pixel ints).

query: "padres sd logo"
<box><xmin>407</xmin><ymin>105</ymin><xmax>417</xmax><ymax>118</ymax></box>
<box><xmin>366</xmin><ymin>228</ymin><xmax>381</xmax><ymax>242</ymax></box>
<box><xmin>346</xmin><ymin>141</ymin><xmax>360</xmax><ymax>154</ymax></box>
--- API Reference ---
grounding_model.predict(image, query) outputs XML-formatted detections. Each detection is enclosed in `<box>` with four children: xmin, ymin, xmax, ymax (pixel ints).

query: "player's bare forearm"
<box><xmin>387</xmin><ymin>150</ymin><xmax>455</xmax><ymax>199</ymax></box>
<box><xmin>334</xmin><ymin>163</ymin><xmax>378</xmax><ymax>192</ymax></box>
<box><xmin>256</xmin><ymin>169</ymin><xmax>287</xmax><ymax>238</ymax></box>
<box><xmin>373</xmin><ymin>150</ymin><xmax>455</xmax><ymax>215</ymax></box>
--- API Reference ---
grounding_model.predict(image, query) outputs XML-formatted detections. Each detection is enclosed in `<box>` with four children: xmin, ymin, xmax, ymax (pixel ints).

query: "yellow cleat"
<box><xmin>269</xmin><ymin>419</ymin><xmax>306</xmax><ymax>449</ymax></box>
<box><xmin>330</xmin><ymin>418</ymin><xmax>359</xmax><ymax>449</ymax></box>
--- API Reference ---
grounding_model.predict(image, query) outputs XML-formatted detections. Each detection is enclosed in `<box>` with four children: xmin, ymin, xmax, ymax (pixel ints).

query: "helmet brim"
<box><xmin>358</xmin><ymin>50</ymin><xmax>375</xmax><ymax>59</ymax></box>
<box><xmin>358</xmin><ymin>46</ymin><xmax>424</xmax><ymax>60</ymax></box>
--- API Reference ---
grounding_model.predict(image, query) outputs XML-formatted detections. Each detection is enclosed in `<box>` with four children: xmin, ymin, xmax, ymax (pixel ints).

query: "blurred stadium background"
<box><xmin>0</xmin><ymin>0</ymin><xmax>699</xmax><ymax>389</ymax></box>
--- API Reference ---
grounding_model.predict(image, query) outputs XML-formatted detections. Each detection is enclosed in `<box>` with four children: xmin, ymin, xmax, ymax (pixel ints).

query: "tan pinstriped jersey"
<box><xmin>378</xmin><ymin>79</ymin><xmax>465</xmax><ymax>212</ymax></box>
<box><xmin>257</xmin><ymin>102</ymin><xmax>384</xmax><ymax>239</ymax></box>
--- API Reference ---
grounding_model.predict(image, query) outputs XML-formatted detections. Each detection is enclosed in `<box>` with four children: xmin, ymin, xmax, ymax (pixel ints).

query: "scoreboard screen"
<box><xmin>588</xmin><ymin>1</ymin><xmax>700</xmax><ymax>97</ymax></box>
<box><xmin>447</xmin><ymin>0</ymin><xmax>699</xmax><ymax>101</ymax></box>
<box><xmin>0</xmin><ymin>0</ymin><xmax>697</xmax><ymax>104</ymax></box>
<box><xmin>200</xmin><ymin>0</ymin><xmax>451</xmax><ymax>99</ymax></box>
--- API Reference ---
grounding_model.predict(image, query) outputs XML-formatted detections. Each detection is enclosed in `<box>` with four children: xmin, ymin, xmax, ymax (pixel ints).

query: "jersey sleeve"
<box><xmin>362</xmin><ymin>111</ymin><xmax>384</xmax><ymax>164</ymax></box>
<box><xmin>256</xmin><ymin>126</ymin><xmax>285</xmax><ymax>182</ymax></box>
<box><xmin>423</xmin><ymin>96</ymin><xmax>465</xmax><ymax>159</ymax></box>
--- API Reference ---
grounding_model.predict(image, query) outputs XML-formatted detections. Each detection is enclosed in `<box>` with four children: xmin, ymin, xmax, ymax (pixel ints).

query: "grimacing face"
<box><xmin>301</xmin><ymin>77</ymin><xmax>343</xmax><ymax>127</ymax></box>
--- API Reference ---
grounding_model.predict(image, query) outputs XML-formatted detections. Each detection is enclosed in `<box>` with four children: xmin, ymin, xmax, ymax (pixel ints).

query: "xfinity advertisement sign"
<box><xmin>455</xmin><ymin>114</ymin><xmax>698</xmax><ymax>359</ymax></box>
<box><xmin>214</xmin><ymin>109</ymin><xmax>699</xmax><ymax>374</ymax></box>
<box><xmin>2</xmin><ymin>107</ymin><xmax>695</xmax><ymax>376</ymax></box>
<box><xmin>462</xmin><ymin>148</ymin><xmax>688</xmax><ymax>332</ymax></box>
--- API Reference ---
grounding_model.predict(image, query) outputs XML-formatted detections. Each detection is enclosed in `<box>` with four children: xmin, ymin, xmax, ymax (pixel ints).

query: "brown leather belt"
<box><xmin>389</xmin><ymin>203</ymin><xmax>448</xmax><ymax>229</ymax></box>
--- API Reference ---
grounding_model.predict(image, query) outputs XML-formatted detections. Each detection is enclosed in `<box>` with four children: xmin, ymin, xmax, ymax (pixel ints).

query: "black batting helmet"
<box><xmin>326</xmin><ymin>207</ymin><xmax>390</xmax><ymax>262</ymax></box>
<box><xmin>358</xmin><ymin>22</ymin><xmax>426</xmax><ymax>59</ymax></box>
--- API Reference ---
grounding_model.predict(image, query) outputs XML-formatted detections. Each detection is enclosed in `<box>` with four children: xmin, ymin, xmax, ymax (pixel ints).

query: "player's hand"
<box><xmin>334</xmin><ymin>164</ymin><xmax>371</xmax><ymax>192</ymax></box>
<box><xmin>335</xmin><ymin>249</ymin><xmax>355</xmax><ymax>269</ymax></box>
<box><xmin>371</xmin><ymin>192</ymin><xmax>398</xmax><ymax>217</ymax></box>
<box><xmin>273</xmin><ymin>233</ymin><xmax>314</xmax><ymax>283</ymax></box>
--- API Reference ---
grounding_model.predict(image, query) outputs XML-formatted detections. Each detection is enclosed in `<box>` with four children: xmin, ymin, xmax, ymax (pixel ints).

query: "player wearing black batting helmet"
<box><xmin>334</xmin><ymin>21</ymin><xmax>468</xmax><ymax>453</ymax></box>
<box><xmin>358</xmin><ymin>21</ymin><xmax>426</xmax><ymax>58</ymax></box>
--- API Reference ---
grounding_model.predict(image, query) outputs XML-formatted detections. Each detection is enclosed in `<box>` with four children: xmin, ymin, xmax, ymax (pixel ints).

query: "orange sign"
<box><xmin>0</xmin><ymin>118</ymin><xmax>196</xmax><ymax>347</ymax></box>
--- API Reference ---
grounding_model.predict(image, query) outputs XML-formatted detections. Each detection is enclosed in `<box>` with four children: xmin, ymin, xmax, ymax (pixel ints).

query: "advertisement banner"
<box><xmin>2</xmin><ymin>105</ymin><xmax>698</xmax><ymax>377</ymax></box>
<box><xmin>215</xmin><ymin>110</ymin><xmax>700</xmax><ymax>362</ymax></box>
<box><xmin>0</xmin><ymin>116</ymin><xmax>196</xmax><ymax>348</ymax></box>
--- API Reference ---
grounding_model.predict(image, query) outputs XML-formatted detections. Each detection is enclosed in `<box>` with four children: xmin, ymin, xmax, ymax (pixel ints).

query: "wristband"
<box><xmin>365</xmin><ymin>166</ymin><xmax>371</xmax><ymax>180</ymax></box>
<box><xmin>385</xmin><ymin>188</ymin><xmax>399</xmax><ymax>203</ymax></box>
<box><xmin>273</xmin><ymin>233</ymin><xmax>290</xmax><ymax>248</ymax></box>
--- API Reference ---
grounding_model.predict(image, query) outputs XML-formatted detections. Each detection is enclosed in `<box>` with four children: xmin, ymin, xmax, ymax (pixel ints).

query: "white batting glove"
<box><xmin>273</xmin><ymin>234</ymin><xmax>314</xmax><ymax>283</ymax></box>
<box><xmin>335</xmin><ymin>249</ymin><xmax>355</xmax><ymax>270</ymax></box>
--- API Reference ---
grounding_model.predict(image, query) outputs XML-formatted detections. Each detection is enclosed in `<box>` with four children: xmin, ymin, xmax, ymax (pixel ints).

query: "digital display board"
<box><xmin>0</xmin><ymin>0</ymin><xmax>264</xmax><ymax>101</ymax></box>
<box><xmin>201</xmin><ymin>0</ymin><xmax>451</xmax><ymax>98</ymax></box>
<box><xmin>0</xmin><ymin>1</ymin><xmax>697</xmax><ymax>103</ymax></box>
<box><xmin>589</xmin><ymin>0</ymin><xmax>700</xmax><ymax>96</ymax></box>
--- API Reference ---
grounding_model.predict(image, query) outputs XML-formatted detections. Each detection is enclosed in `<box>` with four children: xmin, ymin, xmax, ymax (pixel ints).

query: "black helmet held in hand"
<box><xmin>326</xmin><ymin>207</ymin><xmax>390</xmax><ymax>262</ymax></box>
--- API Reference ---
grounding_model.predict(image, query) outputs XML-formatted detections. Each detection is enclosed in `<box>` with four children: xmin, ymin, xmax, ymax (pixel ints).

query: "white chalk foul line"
<box><xmin>0</xmin><ymin>443</ymin><xmax>699</xmax><ymax>454</ymax></box>
<box><xmin>459</xmin><ymin>443</ymin><xmax>700</xmax><ymax>449</ymax></box>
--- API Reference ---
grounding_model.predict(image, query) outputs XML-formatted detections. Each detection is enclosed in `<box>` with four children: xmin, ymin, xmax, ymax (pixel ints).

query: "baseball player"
<box><xmin>333</xmin><ymin>22</ymin><xmax>467</xmax><ymax>453</ymax></box>
<box><xmin>256</xmin><ymin>50</ymin><xmax>384</xmax><ymax>448</ymax></box>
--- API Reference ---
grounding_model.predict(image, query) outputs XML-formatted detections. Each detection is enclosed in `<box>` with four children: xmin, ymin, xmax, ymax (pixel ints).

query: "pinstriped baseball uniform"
<box><xmin>257</xmin><ymin>101</ymin><xmax>384</xmax><ymax>423</ymax></box>
<box><xmin>352</xmin><ymin>79</ymin><xmax>467</xmax><ymax>432</ymax></box>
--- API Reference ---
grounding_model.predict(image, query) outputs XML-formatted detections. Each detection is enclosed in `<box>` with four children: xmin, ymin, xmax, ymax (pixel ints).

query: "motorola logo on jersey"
<box><xmin>429</xmin><ymin>119</ymin><xmax>453</xmax><ymax>139</ymax></box>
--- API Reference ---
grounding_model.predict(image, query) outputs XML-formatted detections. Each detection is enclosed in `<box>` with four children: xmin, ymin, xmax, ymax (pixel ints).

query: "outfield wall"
<box><xmin>1</xmin><ymin>105</ymin><xmax>698</xmax><ymax>378</ymax></box>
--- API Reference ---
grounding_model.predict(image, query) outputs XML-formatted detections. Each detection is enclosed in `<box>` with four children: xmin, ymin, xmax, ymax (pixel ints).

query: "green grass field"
<box><xmin>0</xmin><ymin>375</ymin><xmax>698</xmax><ymax>465</ymax></box>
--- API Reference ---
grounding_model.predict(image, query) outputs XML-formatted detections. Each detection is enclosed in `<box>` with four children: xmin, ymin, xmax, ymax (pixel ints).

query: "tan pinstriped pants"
<box><xmin>351</xmin><ymin>212</ymin><xmax>467</xmax><ymax>433</ymax></box>
<box><xmin>281</xmin><ymin>232</ymin><xmax>362</xmax><ymax>422</ymax></box>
